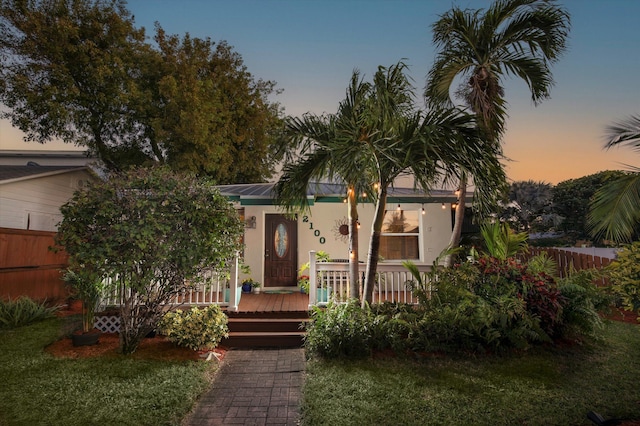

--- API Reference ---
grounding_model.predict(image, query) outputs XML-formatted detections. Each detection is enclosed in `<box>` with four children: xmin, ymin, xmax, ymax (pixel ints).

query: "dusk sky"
<box><xmin>1</xmin><ymin>0</ymin><xmax>638</xmax><ymax>185</ymax></box>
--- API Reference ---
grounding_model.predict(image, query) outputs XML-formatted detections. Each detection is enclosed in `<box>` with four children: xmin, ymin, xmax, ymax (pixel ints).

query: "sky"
<box><xmin>1</xmin><ymin>0</ymin><xmax>639</xmax><ymax>185</ymax></box>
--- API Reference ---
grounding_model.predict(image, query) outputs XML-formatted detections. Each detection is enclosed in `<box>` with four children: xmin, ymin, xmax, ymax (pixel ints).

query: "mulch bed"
<box><xmin>49</xmin><ymin>304</ymin><xmax>227</xmax><ymax>361</ymax></box>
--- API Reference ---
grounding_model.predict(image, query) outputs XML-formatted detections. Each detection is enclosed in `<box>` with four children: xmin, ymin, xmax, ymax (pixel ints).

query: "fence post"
<box><xmin>308</xmin><ymin>250</ymin><xmax>317</xmax><ymax>309</ymax></box>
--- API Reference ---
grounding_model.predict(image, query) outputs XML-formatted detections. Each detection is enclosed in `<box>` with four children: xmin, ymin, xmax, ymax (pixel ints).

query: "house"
<box><xmin>0</xmin><ymin>164</ymin><xmax>95</xmax><ymax>231</ymax></box>
<box><xmin>0</xmin><ymin>156</ymin><xmax>96</xmax><ymax>302</ymax></box>
<box><xmin>217</xmin><ymin>182</ymin><xmax>469</xmax><ymax>292</ymax></box>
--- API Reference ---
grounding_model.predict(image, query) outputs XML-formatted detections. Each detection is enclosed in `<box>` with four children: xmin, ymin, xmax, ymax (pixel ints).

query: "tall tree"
<box><xmin>0</xmin><ymin>0</ymin><xmax>282</xmax><ymax>182</ymax></box>
<box><xmin>588</xmin><ymin>114</ymin><xmax>640</xmax><ymax>242</ymax></box>
<box><xmin>425</xmin><ymin>0</ymin><xmax>570</xmax><ymax>264</ymax></box>
<box><xmin>274</xmin><ymin>71</ymin><xmax>377</xmax><ymax>301</ymax></box>
<box><xmin>145</xmin><ymin>27</ymin><xmax>282</xmax><ymax>183</ymax></box>
<box><xmin>277</xmin><ymin>62</ymin><xmax>505</xmax><ymax>306</ymax></box>
<box><xmin>0</xmin><ymin>0</ymin><xmax>148</xmax><ymax>169</ymax></box>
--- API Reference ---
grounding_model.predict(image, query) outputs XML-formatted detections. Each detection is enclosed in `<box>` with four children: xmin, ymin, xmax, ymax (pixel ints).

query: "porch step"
<box><xmin>223</xmin><ymin>312</ymin><xmax>309</xmax><ymax>348</ymax></box>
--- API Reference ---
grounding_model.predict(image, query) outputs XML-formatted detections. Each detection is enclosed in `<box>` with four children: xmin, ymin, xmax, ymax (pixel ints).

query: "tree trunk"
<box><xmin>362</xmin><ymin>185</ymin><xmax>387</xmax><ymax>307</ymax></box>
<box><xmin>444</xmin><ymin>174</ymin><xmax>467</xmax><ymax>267</ymax></box>
<box><xmin>348</xmin><ymin>187</ymin><xmax>360</xmax><ymax>300</ymax></box>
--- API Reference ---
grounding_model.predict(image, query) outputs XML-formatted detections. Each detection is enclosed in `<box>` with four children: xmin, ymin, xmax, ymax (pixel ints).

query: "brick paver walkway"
<box><xmin>183</xmin><ymin>348</ymin><xmax>305</xmax><ymax>425</ymax></box>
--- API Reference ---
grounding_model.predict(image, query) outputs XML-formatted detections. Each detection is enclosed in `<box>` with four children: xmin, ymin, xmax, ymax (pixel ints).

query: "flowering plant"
<box><xmin>298</xmin><ymin>275</ymin><xmax>310</xmax><ymax>294</ymax></box>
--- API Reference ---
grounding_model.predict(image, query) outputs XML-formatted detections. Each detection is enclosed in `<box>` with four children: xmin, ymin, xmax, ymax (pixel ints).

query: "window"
<box><xmin>379</xmin><ymin>210</ymin><xmax>420</xmax><ymax>260</ymax></box>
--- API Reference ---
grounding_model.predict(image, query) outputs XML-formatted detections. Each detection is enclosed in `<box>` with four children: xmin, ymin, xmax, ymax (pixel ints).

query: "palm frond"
<box><xmin>588</xmin><ymin>169</ymin><xmax>640</xmax><ymax>243</ymax></box>
<box><xmin>605</xmin><ymin>114</ymin><xmax>640</xmax><ymax>152</ymax></box>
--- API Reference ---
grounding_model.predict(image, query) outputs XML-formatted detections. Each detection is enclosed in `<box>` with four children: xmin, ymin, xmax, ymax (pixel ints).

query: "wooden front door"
<box><xmin>264</xmin><ymin>214</ymin><xmax>298</xmax><ymax>288</ymax></box>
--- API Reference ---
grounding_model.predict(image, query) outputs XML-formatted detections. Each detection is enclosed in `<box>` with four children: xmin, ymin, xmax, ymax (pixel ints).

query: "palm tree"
<box><xmin>425</xmin><ymin>0</ymin><xmax>570</xmax><ymax>265</ymax></box>
<box><xmin>274</xmin><ymin>71</ymin><xmax>377</xmax><ymax>301</ymax></box>
<box><xmin>359</xmin><ymin>64</ymin><xmax>506</xmax><ymax>305</ymax></box>
<box><xmin>277</xmin><ymin>62</ymin><xmax>505</xmax><ymax>306</ymax></box>
<box><xmin>588</xmin><ymin>114</ymin><xmax>640</xmax><ymax>242</ymax></box>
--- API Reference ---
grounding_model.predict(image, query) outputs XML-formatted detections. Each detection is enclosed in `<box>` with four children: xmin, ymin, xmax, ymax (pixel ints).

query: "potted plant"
<box><xmin>252</xmin><ymin>280</ymin><xmax>262</xmax><ymax>294</ymax></box>
<box><xmin>298</xmin><ymin>275</ymin><xmax>310</xmax><ymax>294</ymax></box>
<box><xmin>298</xmin><ymin>250</ymin><xmax>331</xmax><ymax>297</ymax></box>
<box><xmin>63</xmin><ymin>269</ymin><xmax>103</xmax><ymax>346</ymax></box>
<box><xmin>241</xmin><ymin>278</ymin><xmax>254</xmax><ymax>293</ymax></box>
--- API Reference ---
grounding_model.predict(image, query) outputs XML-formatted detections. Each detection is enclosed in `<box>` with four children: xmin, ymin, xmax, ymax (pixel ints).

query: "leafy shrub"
<box><xmin>608</xmin><ymin>242</ymin><xmax>640</xmax><ymax>318</ymax></box>
<box><xmin>557</xmin><ymin>269</ymin><xmax>610</xmax><ymax>338</ymax></box>
<box><xmin>304</xmin><ymin>300</ymin><xmax>380</xmax><ymax>359</ymax></box>
<box><xmin>527</xmin><ymin>251</ymin><xmax>558</xmax><ymax>276</ymax></box>
<box><xmin>0</xmin><ymin>297</ymin><xmax>59</xmax><ymax>329</ymax></box>
<box><xmin>158</xmin><ymin>305</ymin><xmax>228</xmax><ymax>351</ymax></box>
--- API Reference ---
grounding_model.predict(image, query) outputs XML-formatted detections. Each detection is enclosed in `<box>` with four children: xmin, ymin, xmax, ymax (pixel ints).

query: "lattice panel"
<box><xmin>94</xmin><ymin>316</ymin><xmax>120</xmax><ymax>333</ymax></box>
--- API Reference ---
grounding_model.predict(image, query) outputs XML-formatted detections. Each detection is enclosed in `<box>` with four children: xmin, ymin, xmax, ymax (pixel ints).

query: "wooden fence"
<box><xmin>524</xmin><ymin>247</ymin><xmax>613</xmax><ymax>286</ymax></box>
<box><xmin>0</xmin><ymin>227</ymin><xmax>69</xmax><ymax>303</ymax></box>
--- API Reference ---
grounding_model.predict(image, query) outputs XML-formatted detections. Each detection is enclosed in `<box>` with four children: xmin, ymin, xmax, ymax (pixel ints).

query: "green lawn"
<box><xmin>301</xmin><ymin>321</ymin><xmax>640</xmax><ymax>426</ymax></box>
<box><xmin>3</xmin><ymin>316</ymin><xmax>639</xmax><ymax>426</ymax></box>
<box><xmin>0</xmin><ymin>317</ymin><xmax>213</xmax><ymax>426</ymax></box>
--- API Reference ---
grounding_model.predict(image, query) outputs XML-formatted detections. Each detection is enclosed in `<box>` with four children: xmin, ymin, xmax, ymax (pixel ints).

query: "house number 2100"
<box><xmin>302</xmin><ymin>215</ymin><xmax>326</xmax><ymax>244</ymax></box>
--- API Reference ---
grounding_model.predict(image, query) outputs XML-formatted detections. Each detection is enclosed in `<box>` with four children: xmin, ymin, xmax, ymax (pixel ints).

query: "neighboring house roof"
<box><xmin>0</xmin><ymin>149</ymin><xmax>94</xmax><ymax>167</ymax></box>
<box><xmin>217</xmin><ymin>182</ymin><xmax>465</xmax><ymax>205</ymax></box>
<box><xmin>0</xmin><ymin>165</ymin><xmax>89</xmax><ymax>185</ymax></box>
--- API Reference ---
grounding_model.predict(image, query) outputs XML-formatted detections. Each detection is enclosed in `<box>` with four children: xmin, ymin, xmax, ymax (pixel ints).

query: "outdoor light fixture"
<box><xmin>397</xmin><ymin>203</ymin><xmax>401</xmax><ymax>211</ymax></box>
<box><xmin>349</xmin><ymin>249</ymin><xmax>355</xmax><ymax>259</ymax></box>
<box><xmin>441</xmin><ymin>203</ymin><xmax>446</xmax><ymax>209</ymax></box>
<box><xmin>452</xmin><ymin>203</ymin><xmax>458</xmax><ymax>209</ymax></box>
<box><xmin>421</xmin><ymin>204</ymin><xmax>426</xmax><ymax>215</ymax></box>
<box><xmin>357</xmin><ymin>221</ymin><xmax>361</xmax><ymax>229</ymax></box>
<box><xmin>343</xmin><ymin>198</ymin><xmax>347</xmax><ymax>203</ymax></box>
<box><xmin>245</xmin><ymin>216</ymin><xmax>257</xmax><ymax>229</ymax></box>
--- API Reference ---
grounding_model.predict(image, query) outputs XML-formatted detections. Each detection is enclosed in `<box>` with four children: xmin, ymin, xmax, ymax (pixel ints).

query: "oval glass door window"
<box><xmin>274</xmin><ymin>223</ymin><xmax>289</xmax><ymax>258</ymax></box>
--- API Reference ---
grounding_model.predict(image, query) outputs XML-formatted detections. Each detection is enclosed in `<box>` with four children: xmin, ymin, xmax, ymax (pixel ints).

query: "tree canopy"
<box><xmin>552</xmin><ymin>170</ymin><xmax>626</xmax><ymax>240</ymax></box>
<box><xmin>0</xmin><ymin>0</ymin><xmax>282</xmax><ymax>182</ymax></box>
<box><xmin>56</xmin><ymin>166</ymin><xmax>243</xmax><ymax>354</ymax></box>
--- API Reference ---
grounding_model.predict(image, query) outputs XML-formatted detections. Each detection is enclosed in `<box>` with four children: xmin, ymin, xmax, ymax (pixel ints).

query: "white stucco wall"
<box><xmin>236</xmin><ymin>200</ymin><xmax>453</xmax><ymax>285</ymax></box>
<box><xmin>0</xmin><ymin>170</ymin><xmax>94</xmax><ymax>231</ymax></box>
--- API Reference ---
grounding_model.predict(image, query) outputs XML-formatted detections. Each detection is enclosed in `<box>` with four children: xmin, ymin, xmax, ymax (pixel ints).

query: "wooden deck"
<box><xmin>236</xmin><ymin>291</ymin><xmax>309</xmax><ymax>313</ymax></box>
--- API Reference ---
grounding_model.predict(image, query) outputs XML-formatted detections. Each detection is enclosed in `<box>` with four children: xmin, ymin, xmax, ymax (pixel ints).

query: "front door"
<box><xmin>264</xmin><ymin>214</ymin><xmax>298</xmax><ymax>288</ymax></box>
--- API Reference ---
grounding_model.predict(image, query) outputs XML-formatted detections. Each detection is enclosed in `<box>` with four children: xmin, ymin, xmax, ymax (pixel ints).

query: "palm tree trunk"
<box><xmin>348</xmin><ymin>186</ymin><xmax>360</xmax><ymax>300</ymax></box>
<box><xmin>444</xmin><ymin>173</ymin><xmax>467</xmax><ymax>267</ymax></box>
<box><xmin>362</xmin><ymin>185</ymin><xmax>387</xmax><ymax>306</ymax></box>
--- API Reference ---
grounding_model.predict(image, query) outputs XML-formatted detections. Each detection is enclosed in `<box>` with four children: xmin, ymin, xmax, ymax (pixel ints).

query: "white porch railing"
<box><xmin>98</xmin><ymin>257</ymin><xmax>241</xmax><ymax>311</ymax></box>
<box><xmin>307</xmin><ymin>250</ymin><xmax>432</xmax><ymax>308</ymax></box>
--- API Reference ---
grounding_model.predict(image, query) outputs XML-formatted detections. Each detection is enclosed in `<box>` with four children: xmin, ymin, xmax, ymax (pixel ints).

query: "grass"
<box><xmin>301</xmin><ymin>321</ymin><xmax>640</xmax><ymax>425</ymax></box>
<box><xmin>0</xmin><ymin>317</ymin><xmax>214</xmax><ymax>426</ymax></box>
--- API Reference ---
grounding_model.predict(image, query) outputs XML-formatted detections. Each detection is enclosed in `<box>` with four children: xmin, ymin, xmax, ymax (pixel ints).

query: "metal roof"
<box><xmin>216</xmin><ymin>182</ymin><xmax>461</xmax><ymax>203</ymax></box>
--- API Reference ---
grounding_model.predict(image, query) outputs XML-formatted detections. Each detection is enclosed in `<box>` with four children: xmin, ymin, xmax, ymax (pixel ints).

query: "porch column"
<box><xmin>308</xmin><ymin>250</ymin><xmax>317</xmax><ymax>309</ymax></box>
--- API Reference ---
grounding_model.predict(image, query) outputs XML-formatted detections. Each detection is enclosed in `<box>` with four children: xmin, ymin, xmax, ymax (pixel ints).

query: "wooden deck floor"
<box><xmin>237</xmin><ymin>291</ymin><xmax>309</xmax><ymax>313</ymax></box>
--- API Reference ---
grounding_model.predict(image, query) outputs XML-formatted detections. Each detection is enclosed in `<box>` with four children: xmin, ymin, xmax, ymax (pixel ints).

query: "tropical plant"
<box><xmin>304</xmin><ymin>300</ymin><xmax>380</xmax><ymax>359</ymax></box>
<box><xmin>62</xmin><ymin>269</ymin><xmax>103</xmax><ymax>333</ymax></box>
<box><xmin>607</xmin><ymin>242</ymin><xmax>640</xmax><ymax>318</ymax></box>
<box><xmin>588</xmin><ymin>114</ymin><xmax>640</xmax><ymax>242</ymax></box>
<box><xmin>426</xmin><ymin>0</ymin><xmax>571</xmax><ymax>264</ymax></box>
<box><xmin>278</xmin><ymin>62</ymin><xmax>505</xmax><ymax>306</ymax></box>
<box><xmin>55</xmin><ymin>166</ymin><xmax>243</xmax><ymax>354</ymax></box>
<box><xmin>480</xmin><ymin>221</ymin><xmax>529</xmax><ymax>260</ymax></box>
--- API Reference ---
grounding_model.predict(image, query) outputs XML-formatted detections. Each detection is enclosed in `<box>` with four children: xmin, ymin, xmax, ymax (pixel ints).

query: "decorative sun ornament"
<box><xmin>332</xmin><ymin>217</ymin><xmax>350</xmax><ymax>242</ymax></box>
